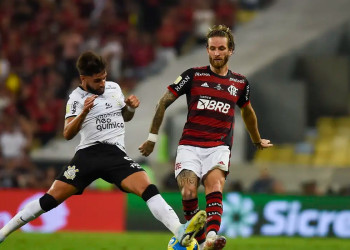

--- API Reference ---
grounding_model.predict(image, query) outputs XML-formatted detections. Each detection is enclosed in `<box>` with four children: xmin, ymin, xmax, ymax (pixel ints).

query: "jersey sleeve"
<box><xmin>167</xmin><ymin>68</ymin><xmax>194</xmax><ymax>97</ymax></box>
<box><xmin>237</xmin><ymin>79</ymin><xmax>251</xmax><ymax>108</ymax></box>
<box><xmin>114</xmin><ymin>83</ymin><xmax>126</xmax><ymax>109</ymax></box>
<box><xmin>65</xmin><ymin>96</ymin><xmax>84</xmax><ymax>119</ymax></box>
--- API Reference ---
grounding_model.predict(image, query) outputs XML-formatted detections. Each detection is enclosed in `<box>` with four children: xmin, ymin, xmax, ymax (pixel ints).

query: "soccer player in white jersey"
<box><xmin>0</xmin><ymin>51</ymin><xmax>206</xmax><ymax>247</ymax></box>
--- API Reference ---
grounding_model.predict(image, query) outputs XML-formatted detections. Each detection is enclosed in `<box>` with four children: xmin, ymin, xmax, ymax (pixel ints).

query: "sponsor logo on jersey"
<box><xmin>174</xmin><ymin>75</ymin><xmax>190</xmax><ymax>91</ymax></box>
<box><xmin>245</xmin><ymin>85</ymin><xmax>250</xmax><ymax>101</ymax></box>
<box><xmin>195</xmin><ymin>72</ymin><xmax>210</xmax><ymax>76</ymax></box>
<box><xmin>64</xmin><ymin>166</ymin><xmax>79</xmax><ymax>180</ymax></box>
<box><xmin>81</xmin><ymin>93</ymin><xmax>89</xmax><ymax>98</ymax></box>
<box><xmin>105</xmin><ymin>86</ymin><xmax>117</xmax><ymax>89</ymax></box>
<box><xmin>71</xmin><ymin>101</ymin><xmax>78</xmax><ymax>114</ymax></box>
<box><xmin>214</xmin><ymin>84</ymin><xmax>223</xmax><ymax>91</ymax></box>
<box><xmin>228</xmin><ymin>85</ymin><xmax>238</xmax><ymax>96</ymax></box>
<box><xmin>105</xmin><ymin>103</ymin><xmax>112</xmax><ymax>109</ymax></box>
<box><xmin>96</xmin><ymin>122</ymin><xmax>124</xmax><ymax>131</ymax></box>
<box><xmin>230</xmin><ymin>78</ymin><xmax>245</xmax><ymax>83</ymax></box>
<box><xmin>201</xmin><ymin>82</ymin><xmax>209</xmax><ymax>87</ymax></box>
<box><xmin>197</xmin><ymin>98</ymin><xmax>231</xmax><ymax>113</ymax></box>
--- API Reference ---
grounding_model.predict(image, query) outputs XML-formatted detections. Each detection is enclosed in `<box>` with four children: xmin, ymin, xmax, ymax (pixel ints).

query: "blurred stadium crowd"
<box><xmin>0</xmin><ymin>0</ymin><xmax>275</xmax><ymax>190</ymax></box>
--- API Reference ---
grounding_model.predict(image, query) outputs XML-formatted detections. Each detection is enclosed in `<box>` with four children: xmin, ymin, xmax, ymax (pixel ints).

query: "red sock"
<box><xmin>182</xmin><ymin>198</ymin><xmax>206</xmax><ymax>244</ymax></box>
<box><xmin>206</xmin><ymin>192</ymin><xmax>223</xmax><ymax>235</ymax></box>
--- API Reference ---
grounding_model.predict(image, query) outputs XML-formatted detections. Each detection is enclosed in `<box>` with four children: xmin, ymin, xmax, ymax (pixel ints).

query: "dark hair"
<box><xmin>76</xmin><ymin>51</ymin><xmax>106</xmax><ymax>76</ymax></box>
<box><xmin>206</xmin><ymin>24</ymin><xmax>235</xmax><ymax>51</ymax></box>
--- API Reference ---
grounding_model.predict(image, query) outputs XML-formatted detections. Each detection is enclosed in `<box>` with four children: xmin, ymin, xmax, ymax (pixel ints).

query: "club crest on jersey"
<box><xmin>64</xmin><ymin>166</ymin><xmax>79</xmax><ymax>180</ymax></box>
<box><xmin>105</xmin><ymin>103</ymin><xmax>112</xmax><ymax>109</ymax></box>
<box><xmin>228</xmin><ymin>85</ymin><xmax>238</xmax><ymax>96</ymax></box>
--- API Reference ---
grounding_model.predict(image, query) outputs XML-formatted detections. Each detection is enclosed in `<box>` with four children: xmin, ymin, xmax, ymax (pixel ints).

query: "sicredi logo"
<box><xmin>197</xmin><ymin>99</ymin><xmax>230</xmax><ymax>113</ymax></box>
<box><xmin>261</xmin><ymin>200</ymin><xmax>350</xmax><ymax>238</ymax></box>
<box><xmin>220</xmin><ymin>193</ymin><xmax>350</xmax><ymax>238</ymax></box>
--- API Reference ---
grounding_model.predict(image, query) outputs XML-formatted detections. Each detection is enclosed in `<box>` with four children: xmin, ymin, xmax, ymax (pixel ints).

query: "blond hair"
<box><xmin>206</xmin><ymin>24</ymin><xmax>235</xmax><ymax>51</ymax></box>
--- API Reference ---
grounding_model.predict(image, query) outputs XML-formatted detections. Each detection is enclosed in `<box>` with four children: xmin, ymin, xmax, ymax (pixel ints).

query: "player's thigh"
<box><xmin>201</xmin><ymin>145</ymin><xmax>230</xmax><ymax>178</ymax></box>
<box><xmin>175</xmin><ymin>145</ymin><xmax>201</xmax><ymax>179</ymax></box>
<box><xmin>101</xmin><ymin>151</ymin><xmax>146</xmax><ymax>193</ymax></box>
<box><xmin>120</xmin><ymin>171</ymin><xmax>151</xmax><ymax>197</ymax></box>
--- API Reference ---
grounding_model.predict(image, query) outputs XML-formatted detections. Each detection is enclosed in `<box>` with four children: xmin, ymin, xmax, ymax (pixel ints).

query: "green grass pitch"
<box><xmin>1</xmin><ymin>232</ymin><xmax>350</xmax><ymax>250</ymax></box>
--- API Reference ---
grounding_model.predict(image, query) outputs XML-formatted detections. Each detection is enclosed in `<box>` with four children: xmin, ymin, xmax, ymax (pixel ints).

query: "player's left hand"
<box><xmin>254</xmin><ymin>139</ymin><xmax>273</xmax><ymax>150</ymax></box>
<box><xmin>125</xmin><ymin>95</ymin><xmax>140</xmax><ymax>109</ymax></box>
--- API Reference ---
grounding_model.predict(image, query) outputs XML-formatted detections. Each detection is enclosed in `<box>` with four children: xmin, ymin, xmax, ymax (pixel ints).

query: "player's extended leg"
<box><xmin>0</xmin><ymin>180</ymin><xmax>77</xmax><ymax>244</ymax></box>
<box><xmin>121</xmin><ymin>171</ymin><xmax>206</xmax><ymax>246</ymax></box>
<box><xmin>177</xmin><ymin>170</ymin><xmax>207</xmax><ymax>245</ymax></box>
<box><xmin>202</xmin><ymin>169</ymin><xmax>227</xmax><ymax>250</ymax></box>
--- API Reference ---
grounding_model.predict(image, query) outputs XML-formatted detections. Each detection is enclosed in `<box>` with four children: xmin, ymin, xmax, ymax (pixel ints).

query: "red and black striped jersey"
<box><xmin>168</xmin><ymin>66</ymin><xmax>250</xmax><ymax>149</ymax></box>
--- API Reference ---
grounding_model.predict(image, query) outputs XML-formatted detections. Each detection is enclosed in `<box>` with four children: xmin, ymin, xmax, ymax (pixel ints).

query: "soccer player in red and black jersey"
<box><xmin>139</xmin><ymin>25</ymin><xmax>273</xmax><ymax>250</ymax></box>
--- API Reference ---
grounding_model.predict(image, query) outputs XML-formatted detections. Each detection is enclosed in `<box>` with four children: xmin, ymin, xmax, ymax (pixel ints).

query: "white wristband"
<box><xmin>127</xmin><ymin>106</ymin><xmax>135</xmax><ymax>112</ymax></box>
<box><xmin>147</xmin><ymin>133</ymin><xmax>158</xmax><ymax>143</ymax></box>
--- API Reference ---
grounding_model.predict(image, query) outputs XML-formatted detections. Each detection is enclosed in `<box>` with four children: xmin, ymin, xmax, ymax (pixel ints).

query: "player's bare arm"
<box><xmin>139</xmin><ymin>90</ymin><xmax>177</xmax><ymax>156</ymax></box>
<box><xmin>122</xmin><ymin>95</ymin><xmax>140</xmax><ymax>122</ymax></box>
<box><xmin>241</xmin><ymin>103</ymin><xmax>273</xmax><ymax>149</ymax></box>
<box><xmin>63</xmin><ymin>95</ymin><xmax>97</xmax><ymax>140</ymax></box>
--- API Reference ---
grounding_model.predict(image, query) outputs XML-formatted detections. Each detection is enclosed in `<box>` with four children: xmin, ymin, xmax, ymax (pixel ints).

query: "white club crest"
<box><xmin>228</xmin><ymin>85</ymin><xmax>238</xmax><ymax>96</ymax></box>
<box><xmin>64</xmin><ymin>166</ymin><xmax>79</xmax><ymax>180</ymax></box>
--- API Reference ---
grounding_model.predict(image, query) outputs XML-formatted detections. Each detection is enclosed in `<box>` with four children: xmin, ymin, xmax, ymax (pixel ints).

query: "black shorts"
<box><xmin>56</xmin><ymin>143</ymin><xmax>145</xmax><ymax>194</ymax></box>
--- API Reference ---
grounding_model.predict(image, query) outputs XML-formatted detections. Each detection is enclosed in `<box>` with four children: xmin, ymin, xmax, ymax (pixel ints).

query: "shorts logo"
<box><xmin>175</xmin><ymin>162</ymin><xmax>182</xmax><ymax>171</ymax></box>
<box><xmin>64</xmin><ymin>166</ymin><xmax>79</xmax><ymax>180</ymax></box>
<box><xmin>124</xmin><ymin>156</ymin><xmax>133</xmax><ymax>161</ymax></box>
<box><xmin>130</xmin><ymin>163</ymin><xmax>141</xmax><ymax>169</ymax></box>
<box><xmin>217</xmin><ymin>161</ymin><xmax>225</xmax><ymax>166</ymax></box>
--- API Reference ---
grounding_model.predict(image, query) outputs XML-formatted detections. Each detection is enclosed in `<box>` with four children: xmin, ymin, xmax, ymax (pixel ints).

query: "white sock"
<box><xmin>0</xmin><ymin>199</ymin><xmax>44</xmax><ymax>238</ymax></box>
<box><xmin>207</xmin><ymin>231</ymin><xmax>216</xmax><ymax>238</ymax></box>
<box><xmin>146</xmin><ymin>194</ymin><xmax>182</xmax><ymax>235</ymax></box>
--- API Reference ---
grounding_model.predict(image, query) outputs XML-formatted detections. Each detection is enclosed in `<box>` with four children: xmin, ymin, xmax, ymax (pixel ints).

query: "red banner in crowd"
<box><xmin>0</xmin><ymin>189</ymin><xmax>126</xmax><ymax>232</ymax></box>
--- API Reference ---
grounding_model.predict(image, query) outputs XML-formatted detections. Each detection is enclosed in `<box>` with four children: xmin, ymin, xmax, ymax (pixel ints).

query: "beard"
<box><xmin>86</xmin><ymin>84</ymin><xmax>104</xmax><ymax>95</ymax></box>
<box><xmin>209</xmin><ymin>55</ymin><xmax>229</xmax><ymax>70</ymax></box>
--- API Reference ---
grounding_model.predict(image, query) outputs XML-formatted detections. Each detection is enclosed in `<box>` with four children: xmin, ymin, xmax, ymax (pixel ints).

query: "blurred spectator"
<box><xmin>101</xmin><ymin>34</ymin><xmax>123</xmax><ymax>81</ymax></box>
<box><xmin>193</xmin><ymin>0</ymin><xmax>215</xmax><ymax>44</ymax></box>
<box><xmin>250</xmin><ymin>168</ymin><xmax>284</xmax><ymax>194</ymax></box>
<box><xmin>214</xmin><ymin>0</ymin><xmax>238</xmax><ymax>30</ymax></box>
<box><xmin>0</xmin><ymin>116</ymin><xmax>29</xmax><ymax>161</ymax></box>
<box><xmin>163</xmin><ymin>171</ymin><xmax>179</xmax><ymax>191</ymax></box>
<box><xmin>229</xmin><ymin>180</ymin><xmax>244</xmax><ymax>192</ymax></box>
<box><xmin>301</xmin><ymin>180</ymin><xmax>320</xmax><ymax>196</ymax></box>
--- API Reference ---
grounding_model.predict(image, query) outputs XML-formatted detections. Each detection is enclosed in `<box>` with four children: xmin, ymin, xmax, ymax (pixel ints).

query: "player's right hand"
<box><xmin>83</xmin><ymin>95</ymin><xmax>98</xmax><ymax>114</ymax></box>
<box><xmin>138</xmin><ymin>141</ymin><xmax>155</xmax><ymax>157</ymax></box>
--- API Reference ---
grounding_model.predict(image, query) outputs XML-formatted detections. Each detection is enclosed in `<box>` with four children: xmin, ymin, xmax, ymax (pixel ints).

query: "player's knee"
<box><xmin>141</xmin><ymin>184</ymin><xmax>160</xmax><ymax>202</ymax></box>
<box><xmin>181</xmin><ymin>186</ymin><xmax>198</xmax><ymax>200</ymax></box>
<box><xmin>39</xmin><ymin>193</ymin><xmax>59</xmax><ymax>212</ymax></box>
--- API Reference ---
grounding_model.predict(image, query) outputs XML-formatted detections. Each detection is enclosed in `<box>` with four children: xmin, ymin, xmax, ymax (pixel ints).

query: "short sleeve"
<box><xmin>237</xmin><ymin>79</ymin><xmax>250</xmax><ymax>108</ymax></box>
<box><xmin>65</xmin><ymin>97</ymin><xmax>83</xmax><ymax>119</ymax></box>
<box><xmin>167</xmin><ymin>68</ymin><xmax>194</xmax><ymax>97</ymax></box>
